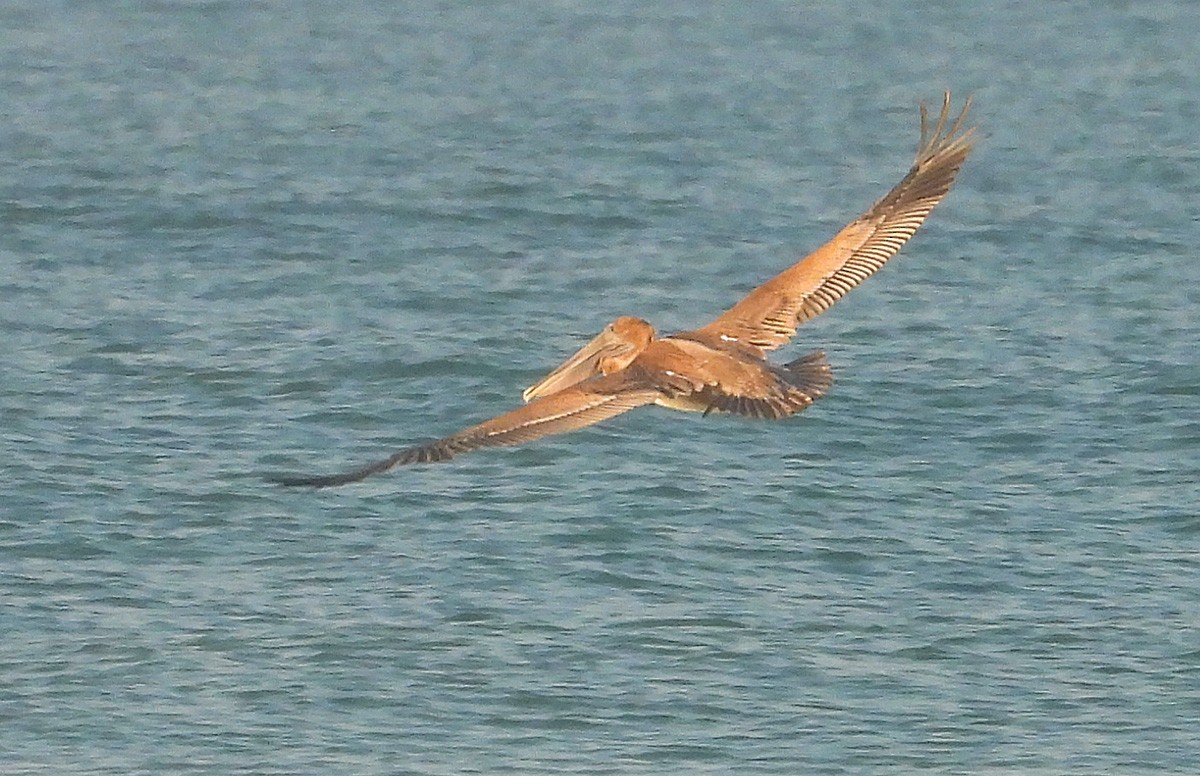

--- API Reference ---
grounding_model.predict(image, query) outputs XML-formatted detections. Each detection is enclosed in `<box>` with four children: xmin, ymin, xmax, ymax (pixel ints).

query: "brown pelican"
<box><xmin>270</xmin><ymin>93</ymin><xmax>974</xmax><ymax>487</ymax></box>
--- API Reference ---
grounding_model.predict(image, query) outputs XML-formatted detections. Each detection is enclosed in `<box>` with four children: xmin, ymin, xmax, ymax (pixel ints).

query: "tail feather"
<box><xmin>701</xmin><ymin>349</ymin><xmax>833</xmax><ymax>420</ymax></box>
<box><xmin>780</xmin><ymin>350</ymin><xmax>834</xmax><ymax>401</ymax></box>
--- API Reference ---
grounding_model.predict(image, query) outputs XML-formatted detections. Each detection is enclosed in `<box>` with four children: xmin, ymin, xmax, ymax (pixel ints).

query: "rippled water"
<box><xmin>3</xmin><ymin>1</ymin><xmax>1198</xmax><ymax>773</ymax></box>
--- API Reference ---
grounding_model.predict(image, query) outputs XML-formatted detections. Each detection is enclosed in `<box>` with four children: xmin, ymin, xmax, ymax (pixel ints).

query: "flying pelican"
<box><xmin>270</xmin><ymin>93</ymin><xmax>974</xmax><ymax>487</ymax></box>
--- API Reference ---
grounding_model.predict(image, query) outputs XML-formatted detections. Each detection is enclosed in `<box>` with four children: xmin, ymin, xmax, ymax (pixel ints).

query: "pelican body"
<box><xmin>271</xmin><ymin>94</ymin><xmax>975</xmax><ymax>487</ymax></box>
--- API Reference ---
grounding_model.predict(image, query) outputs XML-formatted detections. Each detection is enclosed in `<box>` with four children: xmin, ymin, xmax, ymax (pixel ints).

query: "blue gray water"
<box><xmin>2</xmin><ymin>1</ymin><xmax>1198</xmax><ymax>773</ymax></box>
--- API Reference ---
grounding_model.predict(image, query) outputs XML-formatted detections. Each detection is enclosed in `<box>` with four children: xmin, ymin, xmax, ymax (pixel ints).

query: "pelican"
<box><xmin>270</xmin><ymin>93</ymin><xmax>974</xmax><ymax>487</ymax></box>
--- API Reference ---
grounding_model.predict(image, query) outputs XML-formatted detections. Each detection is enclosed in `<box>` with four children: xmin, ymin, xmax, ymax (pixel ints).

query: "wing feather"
<box><xmin>268</xmin><ymin>376</ymin><xmax>661</xmax><ymax>487</ymax></box>
<box><xmin>690</xmin><ymin>92</ymin><xmax>975</xmax><ymax>352</ymax></box>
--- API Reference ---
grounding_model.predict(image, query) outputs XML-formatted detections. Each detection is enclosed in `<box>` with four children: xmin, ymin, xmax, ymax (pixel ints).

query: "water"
<box><xmin>2</xmin><ymin>1</ymin><xmax>1198</xmax><ymax>773</ymax></box>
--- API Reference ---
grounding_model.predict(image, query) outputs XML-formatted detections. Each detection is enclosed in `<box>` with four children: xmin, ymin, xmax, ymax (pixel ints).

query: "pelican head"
<box><xmin>522</xmin><ymin>316</ymin><xmax>654</xmax><ymax>402</ymax></box>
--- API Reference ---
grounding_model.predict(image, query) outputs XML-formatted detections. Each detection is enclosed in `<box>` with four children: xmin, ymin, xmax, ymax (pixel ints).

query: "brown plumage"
<box><xmin>270</xmin><ymin>93</ymin><xmax>975</xmax><ymax>487</ymax></box>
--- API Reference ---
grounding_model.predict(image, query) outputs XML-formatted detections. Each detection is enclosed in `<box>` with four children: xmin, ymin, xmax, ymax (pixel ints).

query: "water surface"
<box><xmin>2</xmin><ymin>1</ymin><xmax>1198</xmax><ymax>773</ymax></box>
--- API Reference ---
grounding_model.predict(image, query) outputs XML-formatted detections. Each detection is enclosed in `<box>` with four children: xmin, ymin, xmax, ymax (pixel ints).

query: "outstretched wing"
<box><xmin>689</xmin><ymin>92</ymin><xmax>975</xmax><ymax>353</ymax></box>
<box><xmin>268</xmin><ymin>375</ymin><xmax>661</xmax><ymax>487</ymax></box>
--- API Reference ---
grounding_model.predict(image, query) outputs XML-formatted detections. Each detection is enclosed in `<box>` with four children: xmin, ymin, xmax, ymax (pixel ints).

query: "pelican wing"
<box><xmin>691</xmin><ymin>93</ymin><xmax>975</xmax><ymax>353</ymax></box>
<box><xmin>269</xmin><ymin>375</ymin><xmax>661</xmax><ymax>487</ymax></box>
